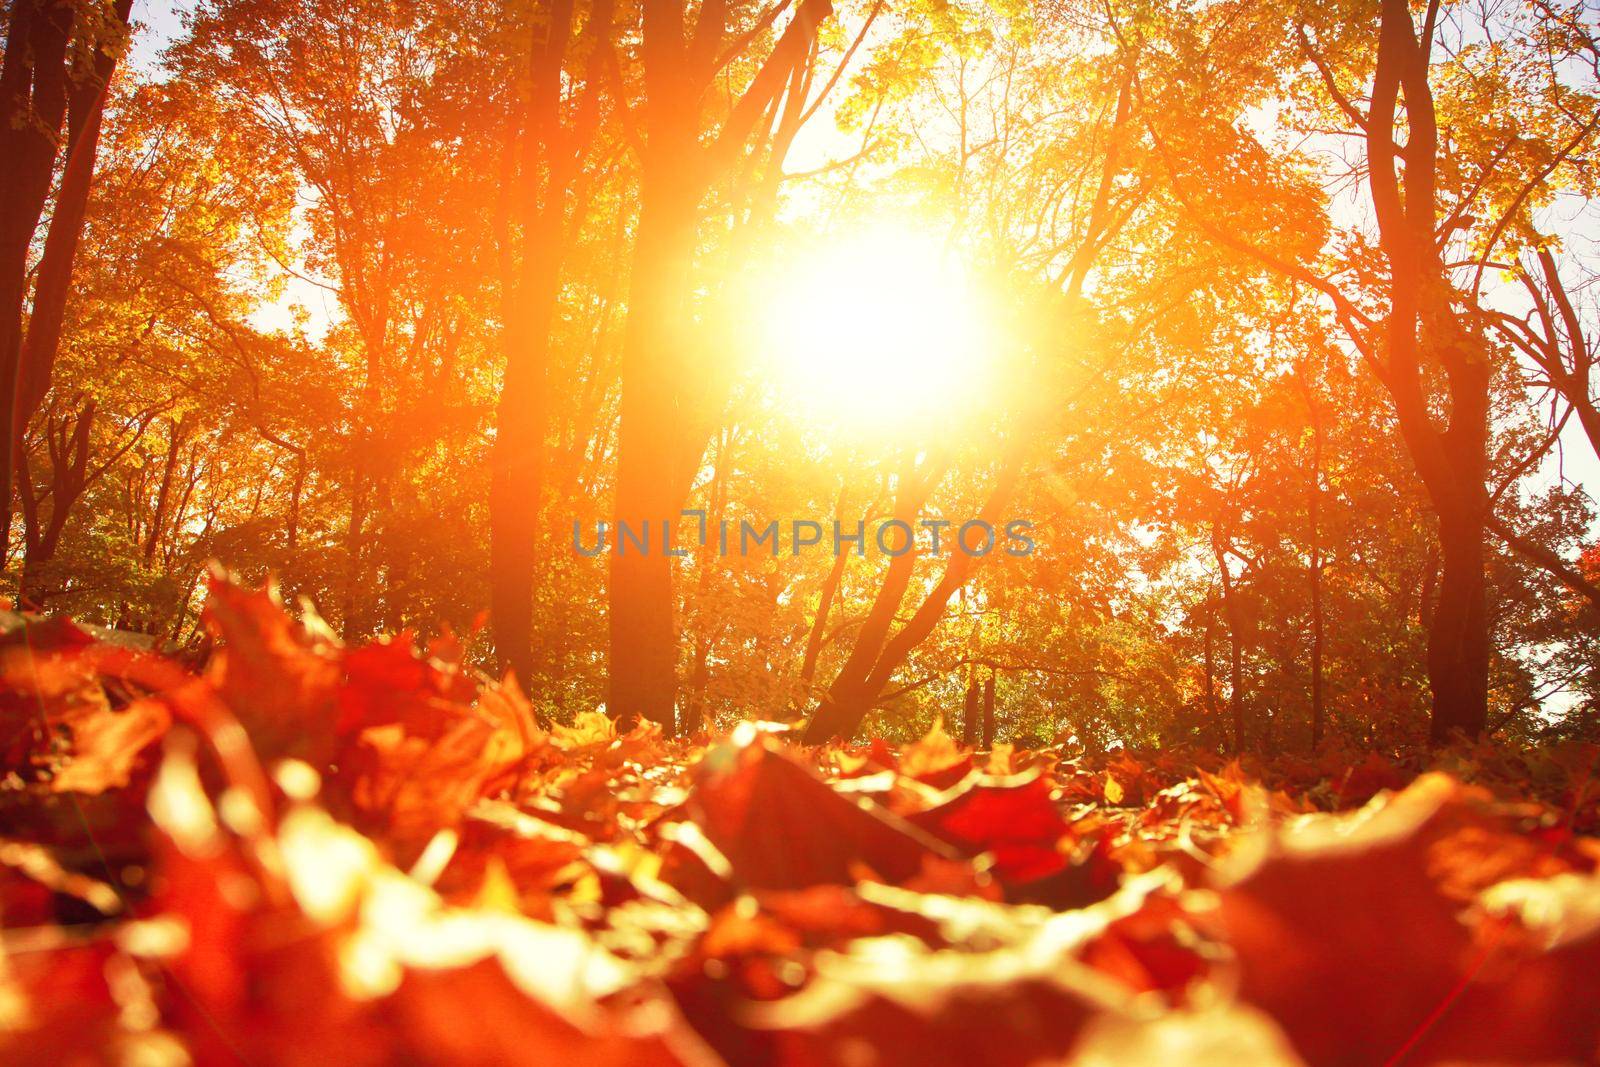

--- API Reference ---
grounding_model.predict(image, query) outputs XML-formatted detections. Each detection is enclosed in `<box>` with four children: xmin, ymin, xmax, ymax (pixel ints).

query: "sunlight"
<box><xmin>759</xmin><ymin>225</ymin><xmax>992</xmax><ymax>430</ymax></box>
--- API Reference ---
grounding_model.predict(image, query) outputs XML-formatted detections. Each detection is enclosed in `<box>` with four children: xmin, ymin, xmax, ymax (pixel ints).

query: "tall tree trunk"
<box><xmin>145</xmin><ymin>415</ymin><xmax>189</xmax><ymax>563</ymax></box>
<box><xmin>16</xmin><ymin>0</ymin><xmax>130</xmax><ymax>438</ymax></box>
<box><xmin>286</xmin><ymin>457</ymin><xmax>305</xmax><ymax>550</ymax></box>
<box><xmin>799</xmin><ymin>538</ymin><xmax>849</xmax><ymax>690</ymax></box>
<box><xmin>681</xmin><ymin>429</ymin><xmax>729</xmax><ymax>736</ymax></box>
<box><xmin>961</xmin><ymin>666</ymin><xmax>979</xmax><ymax>746</ymax></box>
<box><xmin>608</xmin><ymin>141</ymin><xmax>702</xmax><ymax>730</ymax></box>
<box><xmin>1309</xmin><ymin>539</ymin><xmax>1326</xmax><ymax>750</ymax></box>
<box><xmin>1304</xmin><ymin>381</ymin><xmax>1326</xmax><ymax>750</ymax></box>
<box><xmin>802</xmin><ymin>458</ymin><xmax>947</xmax><ymax>742</ymax></box>
<box><xmin>1426</xmin><ymin>498</ymin><xmax>1490</xmax><ymax>742</ymax></box>
<box><xmin>1369</xmin><ymin>0</ymin><xmax>1491</xmax><ymax>741</ymax></box>
<box><xmin>608</xmin><ymin>0</ymin><xmax>832</xmax><ymax>731</ymax></box>
<box><xmin>489</xmin><ymin>286</ymin><xmax>555</xmax><ymax>687</ymax></box>
<box><xmin>0</xmin><ymin>0</ymin><xmax>73</xmax><ymax>560</ymax></box>
<box><xmin>488</xmin><ymin>0</ymin><xmax>595</xmax><ymax>690</ymax></box>
<box><xmin>1387</xmin><ymin>347</ymin><xmax>1491</xmax><ymax>742</ymax></box>
<box><xmin>18</xmin><ymin>400</ymin><xmax>92</xmax><ymax>608</ymax></box>
<box><xmin>982</xmin><ymin>669</ymin><xmax>995</xmax><ymax>749</ymax></box>
<box><xmin>803</xmin><ymin>452</ymin><xmax>1021</xmax><ymax>743</ymax></box>
<box><xmin>1214</xmin><ymin>539</ymin><xmax>1245</xmax><ymax>753</ymax></box>
<box><xmin>1418</xmin><ymin>543</ymin><xmax>1438</xmax><ymax>629</ymax></box>
<box><xmin>1203</xmin><ymin>599</ymin><xmax>1218</xmax><ymax>725</ymax></box>
<box><xmin>341</xmin><ymin>480</ymin><xmax>371</xmax><ymax>637</ymax></box>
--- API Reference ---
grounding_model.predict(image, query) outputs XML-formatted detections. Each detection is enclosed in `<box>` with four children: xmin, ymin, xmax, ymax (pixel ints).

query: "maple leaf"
<box><xmin>1333</xmin><ymin>750</ymin><xmax>1410</xmax><ymax>808</ymax></box>
<box><xmin>689</xmin><ymin>727</ymin><xmax>961</xmax><ymax>890</ymax></box>
<box><xmin>47</xmin><ymin>697</ymin><xmax>170</xmax><ymax>795</ymax></box>
<box><xmin>751</xmin><ymin>930</ymin><xmax>1133</xmax><ymax>1066</ymax></box>
<box><xmin>0</xmin><ymin>941</ymin><xmax>148</xmax><ymax>1063</ymax></box>
<box><xmin>0</xmin><ymin>838</ymin><xmax>123</xmax><ymax>923</ymax></box>
<box><xmin>1077</xmin><ymin>890</ymin><xmax>1211</xmax><ymax>999</ymax></box>
<box><xmin>0</xmin><ymin>632</ymin><xmax>171</xmax><ymax>795</ymax></box>
<box><xmin>908</xmin><ymin>770</ymin><xmax>1071</xmax><ymax>883</ymax></box>
<box><xmin>1102</xmin><ymin>753</ymin><xmax>1156</xmax><ymax>806</ymax></box>
<box><xmin>337</xmin><ymin>637</ymin><xmax>477</xmax><ymax>740</ymax></box>
<box><xmin>1207</xmin><ymin>773</ymin><xmax>1600</xmax><ymax>1064</ymax></box>
<box><xmin>897</xmin><ymin>717</ymin><xmax>972</xmax><ymax>788</ymax></box>
<box><xmin>349</xmin><ymin>699</ymin><xmax>535</xmax><ymax>851</ymax></box>
<box><xmin>1</xmin><ymin>624</ymin><xmax>106</xmax><ymax>780</ymax></box>
<box><xmin>389</xmin><ymin>960</ymin><xmax>713</xmax><ymax>1067</ymax></box>
<box><xmin>985</xmin><ymin>743</ymin><xmax>1016</xmax><ymax>776</ymax></box>
<box><xmin>201</xmin><ymin>575</ymin><xmax>343</xmax><ymax>765</ymax></box>
<box><xmin>436</xmin><ymin>799</ymin><xmax>589</xmax><ymax>912</ymax></box>
<box><xmin>656</xmin><ymin>819</ymin><xmax>738</xmax><ymax>912</ymax></box>
<box><xmin>141</xmin><ymin>737</ymin><xmax>718</xmax><ymax>1066</ymax></box>
<box><xmin>1103</xmin><ymin>773</ymin><xmax>1125</xmax><ymax>806</ymax></box>
<box><xmin>1068</xmin><ymin>1004</ymin><xmax>1307</xmax><ymax>1065</ymax></box>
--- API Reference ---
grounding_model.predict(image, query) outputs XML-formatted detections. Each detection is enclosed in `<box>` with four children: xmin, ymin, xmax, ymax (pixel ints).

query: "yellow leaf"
<box><xmin>552</xmin><ymin>710</ymin><xmax>617</xmax><ymax>750</ymax></box>
<box><xmin>1104</xmin><ymin>773</ymin><xmax>1125</xmax><ymax>806</ymax></box>
<box><xmin>898</xmin><ymin>716</ymin><xmax>967</xmax><ymax>781</ymax></box>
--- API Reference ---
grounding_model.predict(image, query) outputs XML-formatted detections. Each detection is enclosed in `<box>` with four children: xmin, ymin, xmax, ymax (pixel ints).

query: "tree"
<box><xmin>1488</xmin><ymin>245</ymin><xmax>1600</xmax><ymax>612</ymax></box>
<box><xmin>1</xmin><ymin>0</ymin><xmax>132</xmax><ymax>563</ymax></box>
<box><xmin>173</xmin><ymin>0</ymin><xmax>504</xmax><ymax>636</ymax></box>
<box><xmin>488</xmin><ymin>0</ymin><xmax>613</xmax><ymax>691</ymax></box>
<box><xmin>607</xmin><ymin>0</ymin><xmax>834</xmax><ymax>728</ymax></box>
<box><xmin>1116</xmin><ymin>0</ymin><xmax>1600</xmax><ymax>740</ymax></box>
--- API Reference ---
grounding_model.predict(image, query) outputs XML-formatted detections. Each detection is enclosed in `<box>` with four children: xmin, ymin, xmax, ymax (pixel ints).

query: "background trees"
<box><xmin>2</xmin><ymin>0</ymin><xmax>133</xmax><ymax>565</ymax></box>
<box><xmin>1101</xmin><ymin>0</ymin><xmax>1600</xmax><ymax>741</ymax></box>
<box><xmin>4</xmin><ymin>0</ymin><xmax>1599</xmax><ymax>748</ymax></box>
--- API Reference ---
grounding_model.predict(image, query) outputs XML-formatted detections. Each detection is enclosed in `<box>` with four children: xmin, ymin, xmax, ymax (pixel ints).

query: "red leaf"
<box><xmin>690</xmin><ymin>727</ymin><xmax>961</xmax><ymax>890</ymax></box>
<box><xmin>908</xmin><ymin>771</ymin><xmax>1070</xmax><ymax>882</ymax></box>
<box><xmin>1210</xmin><ymin>773</ymin><xmax>1600</xmax><ymax>1064</ymax></box>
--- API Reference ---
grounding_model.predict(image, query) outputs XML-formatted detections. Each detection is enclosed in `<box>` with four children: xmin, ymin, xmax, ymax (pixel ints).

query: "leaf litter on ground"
<box><xmin>2</xmin><ymin>574</ymin><xmax>1598</xmax><ymax>1065</ymax></box>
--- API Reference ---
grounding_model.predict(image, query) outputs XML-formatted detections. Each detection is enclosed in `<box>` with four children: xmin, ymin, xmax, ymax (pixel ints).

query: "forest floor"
<box><xmin>2</xmin><ymin>576</ymin><xmax>1599</xmax><ymax>1065</ymax></box>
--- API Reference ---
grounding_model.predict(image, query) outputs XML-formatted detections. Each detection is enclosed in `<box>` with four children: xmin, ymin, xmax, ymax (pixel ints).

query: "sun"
<box><xmin>757</xmin><ymin>225</ymin><xmax>992</xmax><ymax>433</ymax></box>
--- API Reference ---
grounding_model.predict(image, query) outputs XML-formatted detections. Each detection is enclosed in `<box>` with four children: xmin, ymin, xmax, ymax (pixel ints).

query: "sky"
<box><xmin>129</xmin><ymin>0</ymin><xmax>186</xmax><ymax>73</ymax></box>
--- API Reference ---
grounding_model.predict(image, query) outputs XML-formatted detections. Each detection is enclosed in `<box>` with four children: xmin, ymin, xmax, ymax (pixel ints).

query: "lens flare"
<box><xmin>759</xmin><ymin>224</ymin><xmax>992</xmax><ymax>432</ymax></box>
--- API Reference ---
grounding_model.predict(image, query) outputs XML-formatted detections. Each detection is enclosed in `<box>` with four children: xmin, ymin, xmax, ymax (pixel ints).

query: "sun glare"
<box><xmin>759</xmin><ymin>226</ymin><xmax>991</xmax><ymax>431</ymax></box>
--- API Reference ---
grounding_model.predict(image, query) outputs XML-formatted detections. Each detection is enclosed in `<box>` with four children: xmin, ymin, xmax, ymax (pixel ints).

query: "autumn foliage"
<box><xmin>3</xmin><ymin>576</ymin><xmax>1598</xmax><ymax>1065</ymax></box>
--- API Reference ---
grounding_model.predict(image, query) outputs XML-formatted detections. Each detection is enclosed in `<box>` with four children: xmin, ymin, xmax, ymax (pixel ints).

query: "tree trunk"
<box><xmin>961</xmin><ymin>666</ymin><xmax>979</xmax><ymax>746</ymax></box>
<box><xmin>146</xmin><ymin>416</ymin><xmax>189</xmax><ymax>563</ymax></box>
<box><xmin>608</xmin><ymin>142</ymin><xmax>701</xmax><ymax>730</ymax></box>
<box><xmin>798</xmin><ymin>490</ymin><xmax>851</xmax><ymax>694</ymax></box>
<box><xmin>684</xmin><ymin>626</ymin><xmax>712</xmax><ymax>735</ymax></box>
<box><xmin>18</xmin><ymin>400</ymin><xmax>92</xmax><ymax>608</ymax></box>
<box><xmin>1214</xmin><ymin>540</ymin><xmax>1245</xmax><ymax>753</ymax></box>
<box><xmin>607</xmin><ymin>0</ymin><xmax>832</xmax><ymax>731</ymax></box>
<box><xmin>489</xmin><ymin>287</ymin><xmax>555</xmax><ymax>688</ymax></box>
<box><xmin>1203</xmin><ymin>600</ymin><xmax>1218</xmax><ymax>725</ymax></box>
<box><xmin>488</xmin><ymin>0</ymin><xmax>592</xmax><ymax>691</ymax></box>
<box><xmin>1426</xmin><ymin>502</ymin><xmax>1490</xmax><ymax>742</ymax></box>
<box><xmin>1418</xmin><ymin>543</ymin><xmax>1438</xmax><ymax>629</ymax></box>
<box><xmin>982</xmin><ymin>669</ymin><xmax>996</xmax><ymax>749</ymax></box>
<box><xmin>1306</xmin><ymin>387</ymin><xmax>1325</xmax><ymax>750</ymax></box>
<box><xmin>681</xmin><ymin>429</ymin><xmax>729</xmax><ymax>736</ymax></box>
<box><xmin>1368</xmin><ymin>0</ymin><xmax>1492</xmax><ymax>742</ymax></box>
<box><xmin>803</xmin><ymin>449</ymin><xmax>1022</xmax><ymax>743</ymax></box>
<box><xmin>287</xmin><ymin>457</ymin><xmax>305</xmax><ymax>550</ymax></box>
<box><xmin>0</xmin><ymin>0</ymin><xmax>73</xmax><ymax>559</ymax></box>
<box><xmin>341</xmin><ymin>480</ymin><xmax>371</xmax><ymax>637</ymax></box>
<box><xmin>16</xmin><ymin>0</ymin><xmax>130</xmax><ymax>439</ymax></box>
<box><xmin>801</xmin><ymin>459</ymin><xmax>946</xmax><ymax>743</ymax></box>
<box><xmin>1309</xmin><ymin>548</ymin><xmax>1326</xmax><ymax>750</ymax></box>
